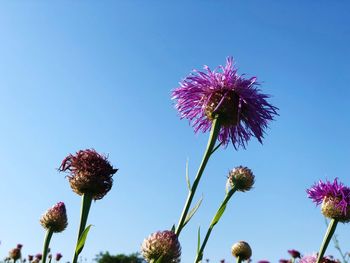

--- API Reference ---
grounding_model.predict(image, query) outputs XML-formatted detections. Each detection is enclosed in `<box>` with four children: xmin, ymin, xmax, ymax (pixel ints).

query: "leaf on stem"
<box><xmin>211</xmin><ymin>204</ymin><xmax>227</xmax><ymax>226</ymax></box>
<box><xmin>197</xmin><ymin>226</ymin><xmax>201</xmax><ymax>255</ymax></box>
<box><xmin>185</xmin><ymin>159</ymin><xmax>191</xmax><ymax>190</ymax></box>
<box><xmin>75</xmin><ymin>224</ymin><xmax>93</xmax><ymax>254</ymax></box>
<box><xmin>183</xmin><ymin>196</ymin><xmax>203</xmax><ymax>228</ymax></box>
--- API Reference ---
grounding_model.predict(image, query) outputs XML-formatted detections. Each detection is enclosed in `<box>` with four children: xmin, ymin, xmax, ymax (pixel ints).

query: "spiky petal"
<box><xmin>141</xmin><ymin>230</ymin><xmax>181</xmax><ymax>263</ymax></box>
<box><xmin>59</xmin><ymin>149</ymin><xmax>118</xmax><ymax>200</ymax></box>
<box><xmin>172</xmin><ymin>57</ymin><xmax>278</xmax><ymax>149</ymax></box>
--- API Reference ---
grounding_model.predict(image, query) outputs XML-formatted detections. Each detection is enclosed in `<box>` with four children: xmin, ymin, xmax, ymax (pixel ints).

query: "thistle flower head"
<box><xmin>172</xmin><ymin>57</ymin><xmax>278</xmax><ymax>149</ymax></box>
<box><xmin>299</xmin><ymin>254</ymin><xmax>339</xmax><ymax>263</ymax></box>
<box><xmin>59</xmin><ymin>149</ymin><xmax>118</xmax><ymax>200</ymax></box>
<box><xmin>258</xmin><ymin>261</ymin><xmax>270</xmax><ymax>263</ymax></box>
<box><xmin>141</xmin><ymin>230</ymin><xmax>181</xmax><ymax>263</ymax></box>
<box><xmin>288</xmin><ymin>249</ymin><xmax>301</xmax><ymax>259</ymax></box>
<box><xmin>231</xmin><ymin>241</ymin><xmax>252</xmax><ymax>260</ymax></box>
<box><xmin>9</xmin><ymin>248</ymin><xmax>21</xmax><ymax>261</ymax></box>
<box><xmin>55</xmin><ymin>253</ymin><xmax>63</xmax><ymax>262</ymax></box>
<box><xmin>307</xmin><ymin>178</ymin><xmax>350</xmax><ymax>222</ymax></box>
<box><xmin>28</xmin><ymin>255</ymin><xmax>33</xmax><ymax>262</ymax></box>
<box><xmin>279</xmin><ymin>260</ymin><xmax>290</xmax><ymax>263</ymax></box>
<box><xmin>228</xmin><ymin>166</ymin><xmax>255</xmax><ymax>192</ymax></box>
<box><xmin>16</xmin><ymin>244</ymin><xmax>23</xmax><ymax>249</ymax></box>
<box><xmin>40</xmin><ymin>202</ymin><xmax>68</xmax><ymax>233</ymax></box>
<box><xmin>35</xmin><ymin>254</ymin><xmax>42</xmax><ymax>260</ymax></box>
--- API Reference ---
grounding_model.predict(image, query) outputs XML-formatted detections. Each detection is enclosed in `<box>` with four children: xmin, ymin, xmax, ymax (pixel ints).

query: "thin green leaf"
<box><xmin>211</xmin><ymin>204</ymin><xmax>226</xmax><ymax>226</ymax></box>
<box><xmin>197</xmin><ymin>226</ymin><xmax>201</xmax><ymax>254</ymax></box>
<box><xmin>75</xmin><ymin>224</ymin><xmax>93</xmax><ymax>254</ymax></box>
<box><xmin>154</xmin><ymin>255</ymin><xmax>164</xmax><ymax>263</ymax></box>
<box><xmin>183</xmin><ymin>196</ymin><xmax>203</xmax><ymax>227</ymax></box>
<box><xmin>185</xmin><ymin>159</ymin><xmax>191</xmax><ymax>190</ymax></box>
<box><xmin>170</xmin><ymin>224</ymin><xmax>175</xmax><ymax>232</ymax></box>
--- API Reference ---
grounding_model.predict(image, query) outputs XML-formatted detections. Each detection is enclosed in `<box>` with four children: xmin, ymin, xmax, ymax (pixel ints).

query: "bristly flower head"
<box><xmin>307</xmin><ymin>178</ymin><xmax>350</xmax><ymax>222</ymax></box>
<box><xmin>59</xmin><ymin>149</ymin><xmax>118</xmax><ymax>200</ymax></box>
<box><xmin>55</xmin><ymin>253</ymin><xmax>63</xmax><ymax>262</ymax></box>
<box><xmin>141</xmin><ymin>230</ymin><xmax>181</xmax><ymax>263</ymax></box>
<box><xmin>40</xmin><ymin>202</ymin><xmax>68</xmax><ymax>233</ymax></box>
<box><xmin>231</xmin><ymin>241</ymin><xmax>252</xmax><ymax>260</ymax></box>
<box><xmin>9</xmin><ymin>248</ymin><xmax>21</xmax><ymax>261</ymax></box>
<box><xmin>228</xmin><ymin>166</ymin><xmax>255</xmax><ymax>192</ymax></box>
<box><xmin>28</xmin><ymin>255</ymin><xmax>33</xmax><ymax>262</ymax></box>
<box><xmin>299</xmin><ymin>254</ymin><xmax>339</xmax><ymax>263</ymax></box>
<box><xmin>279</xmin><ymin>260</ymin><xmax>290</xmax><ymax>263</ymax></box>
<box><xmin>172</xmin><ymin>57</ymin><xmax>278</xmax><ymax>149</ymax></box>
<box><xmin>288</xmin><ymin>249</ymin><xmax>301</xmax><ymax>259</ymax></box>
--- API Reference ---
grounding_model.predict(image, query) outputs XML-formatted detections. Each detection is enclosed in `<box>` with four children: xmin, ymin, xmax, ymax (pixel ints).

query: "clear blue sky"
<box><xmin>0</xmin><ymin>1</ymin><xmax>349</xmax><ymax>263</ymax></box>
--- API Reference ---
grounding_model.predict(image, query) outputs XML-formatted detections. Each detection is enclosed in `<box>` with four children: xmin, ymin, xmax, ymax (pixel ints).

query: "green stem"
<box><xmin>236</xmin><ymin>256</ymin><xmax>242</xmax><ymax>263</ymax></box>
<box><xmin>175</xmin><ymin>118</ymin><xmax>221</xmax><ymax>237</ymax></box>
<box><xmin>316</xmin><ymin>218</ymin><xmax>338</xmax><ymax>263</ymax></box>
<box><xmin>42</xmin><ymin>229</ymin><xmax>53</xmax><ymax>263</ymax></box>
<box><xmin>195</xmin><ymin>187</ymin><xmax>237</xmax><ymax>263</ymax></box>
<box><xmin>72</xmin><ymin>193</ymin><xmax>93</xmax><ymax>263</ymax></box>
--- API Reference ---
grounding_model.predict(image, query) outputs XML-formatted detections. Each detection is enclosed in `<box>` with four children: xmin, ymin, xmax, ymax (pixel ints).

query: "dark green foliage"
<box><xmin>95</xmin><ymin>252</ymin><xmax>145</xmax><ymax>263</ymax></box>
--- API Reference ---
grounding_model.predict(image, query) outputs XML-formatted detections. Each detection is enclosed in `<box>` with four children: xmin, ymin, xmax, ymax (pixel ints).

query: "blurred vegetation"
<box><xmin>95</xmin><ymin>252</ymin><xmax>145</xmax><ymax>263</ymax></box>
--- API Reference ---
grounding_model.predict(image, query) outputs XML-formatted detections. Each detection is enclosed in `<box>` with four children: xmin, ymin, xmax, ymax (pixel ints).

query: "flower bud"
<box><xmin>40</xmin><ymin>202</ymin><xmax>68</xmax><ymax>233</ymax></box>
<box><xmin>55</xmin><ymin>253</ymin><xmax>63</xmax><ymax>262</ymax></box>
<box><xmin>141</xmin><ymin>230</ymin><xmax>181</xmax><ymax>262</ymax></box>
<box><xmin>9</xmin><ymin>248</ymin><xmax>21</xmax><ymax>261</ymax></box>
<box><xmin>59</xmin><ymin>149</ymin><xmax>118</xmax><ymax>200</ymax></box>
<box><xmin>231</xmin><ymin>241</ymin><xmax>252</xmax><ymax>260</ymax></box>
<box><xmin>228</xmin><ymin>166</ymin><xmax>255</xmax><ymax>192</ymax></box>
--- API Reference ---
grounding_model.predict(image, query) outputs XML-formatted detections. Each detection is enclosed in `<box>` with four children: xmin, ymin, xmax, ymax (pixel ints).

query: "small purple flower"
<box><xmin>257</xmin><ymin>261</ymin><xmax>270</xmax><ymax>263</ymax></box>
<box><xmin>35</xmin><ymin>254</ymin><xmax>42</xmax><ymax>260</ymax></box>
<box><xmin>300</xmin><ymin>254</ymin><xmax>338</xmax><ymax>263</ymax></box>
<box><xmin>55</xmin><ymin>253</ymin><xmax>62</xmax><ymax>262</ymax></box>
<box><xmin>288</xmin><ymin>249</ymin><xmax>301</xmax><ymax>258</ymax></box>
<box><xmin>307</xmin><ymin>178</ymin><xmax>350</xmax><ymax>222</ymax></box>
<box><xmin>172</xmin><ymin>57</ymin><xmax>278</xmax><ymax>149</ymax></box>
<box><xmin>279</xmin><ymin>260</ymin><xmax>290</xmax><ymax>263</ymax></box>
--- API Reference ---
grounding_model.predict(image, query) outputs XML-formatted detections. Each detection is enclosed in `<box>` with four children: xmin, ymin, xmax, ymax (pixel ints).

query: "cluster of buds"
<box><xmin>40</xmin><ymin>202</ymin><xmax>68</xmax><ymax>233</ymax></box>
<box><xmin>141</xmin><ymin>230</ymin><xmax>181</xmax><ymax>262</ymax></box>
<box><xmin>59</xmin><ymin>149</ymin><xmax>118</xmax><ymax>200</ymax></box>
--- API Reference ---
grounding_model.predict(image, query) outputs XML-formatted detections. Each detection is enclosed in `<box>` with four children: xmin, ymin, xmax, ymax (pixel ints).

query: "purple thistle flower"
<box><xmin>172</xmin><ymin>57</ymin><xmax>278</xmax><ymax>149</ymax></box>
<box><xmin>288</xmin><ymin>249</ymin><xmax>301</xmax><ymax>258</ymax></box>
<box><xmin>300</xmin><ymin>254</ymin><xmax>339</xmax><ymax>263</ymax></box>
<box><xmin>55</xmin><ymin>253</ymin><xmax>62</xmax><ymax>262</ymax></box>
<box><xmin>279</xmin><ymin>260</ymin><xmax>290</xmax><ymax>263</ymax></box>
<box><xmin>307</xmin><ymin>178</ymin><xmax>350</xmax><ymax>222</ymax></box>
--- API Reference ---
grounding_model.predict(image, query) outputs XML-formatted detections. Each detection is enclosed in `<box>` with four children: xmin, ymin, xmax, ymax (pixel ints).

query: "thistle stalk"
<box><xmin>72</xmin><ymin>193</ymin><xmax>93</xmax><ymax>263</ymax></box>
<box><xmin>195</xmin><ymin>187</ymin><xmax>237</xmax><ymax>263</ymax></box>
<box><xmin>175</xmin><ymin>117</ymin><xmax>221</xmax><ymax>236</ymax></box>
<box><xmin>316</xmin><ymin>218</ymin><xmax>338</xmax><ymax>263</ymax></box>
<box><xmin>236</xmin><ymin>256</ymin><xmax>242</xmax><ymax>263</ymax></box>
<box><xmin>42</xmin><ymin>229</ymin><xmax>53</xmax><ymax>263</ymax></box>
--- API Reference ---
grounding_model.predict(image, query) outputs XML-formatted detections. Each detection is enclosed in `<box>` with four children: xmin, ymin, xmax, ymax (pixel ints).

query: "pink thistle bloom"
<box><xmin>172</xmin><ymin>57</ymin><xmax>278</xmax><ymax>149</ymax></box>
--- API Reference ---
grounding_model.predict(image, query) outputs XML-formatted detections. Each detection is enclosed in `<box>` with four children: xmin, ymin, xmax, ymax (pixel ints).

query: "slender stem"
<box><xmin>175</xmin><ymin>118</ymin><xmax>221</xmax><ymax>236</ymax></box>
<box><xmin>316</xmin><ymin>218</ymin><xmax>338</xmax><ymax>263</ymax></box>
<box><xmin>194</xmin><ymin>188</ymin><xmax>237</xmax><ymax>263</ymax></box>
<box><xmin>72</xmin><ymin>193</ymin><xmax>93</xmax><ymax>263</ymax></box>
<box><xmin>42</xmin><ymin>229</ymin><xmax>53</xmax><ymax>263</ymax></box>
<box><xmin>236</xmin><ymin>256</ymin><xmax>242</xmax><ymax>263</ymax></box>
